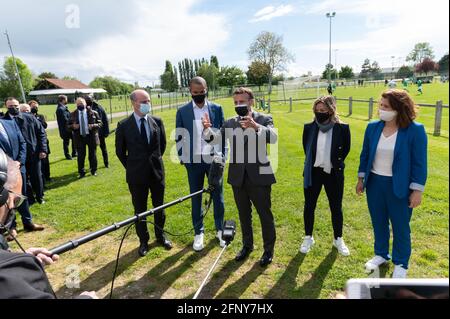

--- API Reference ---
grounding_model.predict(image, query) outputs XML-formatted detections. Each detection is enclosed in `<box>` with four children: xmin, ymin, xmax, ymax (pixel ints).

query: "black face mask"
<box><xmin>235</xmin><ymin>105</ymin><xmax>249</xmax><ymax>117</ymax></box>
<box><xmin>31</xmin><ymin>108</ymin><xmax>38</xmax><ymax>114</ymax></box>
<box><xmin>315</xmin><ymin>112</ymin><xmax>331</xmax><ymax>124</ymax></box>
<box><xmin>192</xmin><ymin>94</ymin><xmax>207</xmax><ymax>105</ymax></box>
<box><xmin>77</xmin><ymin>105</ymin><xmax>85</xmax><ymax>111</ymax></box>
<box><xmin>7</xmin><ymin>108</ymin><xmax>19</xmax><ymax>116</ymax></box>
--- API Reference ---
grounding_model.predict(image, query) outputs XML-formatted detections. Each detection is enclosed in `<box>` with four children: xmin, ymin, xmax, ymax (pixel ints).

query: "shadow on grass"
<box><xmin>110</xmin><ymin>240</ymin><xmax>216</xmax><ymax>299</ymax></box>
<box><xmin>45</xmin><ymin>172</ymin><xmax>80</xmax><ymax>190</ymax></box>
<box><xmin>193</xmin><ymin>256</ymin><xmax>247</xmax><ymax>299</ymax></box>
<box><xmin>55</xmin><ymin>246</ymin><xmax>144</xmax><ymax>298</ymax></box>
<box><xmin>213</xmin><ymin>262</ymin><xmax>266</xmax><ymax>299</ymax></box>
<box><xmin>266</xmin><ymin>250</ymin><xmax>338</xmax><ymax>299</ymax></box>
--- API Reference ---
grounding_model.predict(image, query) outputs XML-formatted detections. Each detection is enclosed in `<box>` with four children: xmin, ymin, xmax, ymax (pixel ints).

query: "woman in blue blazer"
<box><xmin>357</xmin><ymin>89</ymin><xmax>427</xmax><ymax>278</ymax></box>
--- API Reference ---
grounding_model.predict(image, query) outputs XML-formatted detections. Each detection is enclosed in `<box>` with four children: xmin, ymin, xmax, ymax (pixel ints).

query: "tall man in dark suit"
<box><xmin>67</xmin><ymin>97</ymin><xmax>102</xmax><ymax>178</ymax></box>
<box><xmin>1</xmin><ymin>98</ymin><xmax>45</xmax><ymax>232</ymax></box>
<box><xmin>202</xmin><ymin>87</ymin><xmax>278</xmax><ymax>267</ymax></box>
<box><xmin>56</xmin><ymin>95</ymin><xmax>76</xmax><ymax>160</ymax></box>
<box><xmin>115</xmin><ymin>89</ymin><xmax>172</xmax><ymax>257</ymax></box>
<box><xmin>29</xmin><ymin>100</ymin><xmax>51</xmax><ymax>183</ymax></box>
<box><xmin>85</xmin><ymin>95</ymin><xmax>110</xmax><ymax>168</ymax></box>
<box><xmin>175</xmin><ymin>77</ymin><xmax>226</xmax><ymax>252</ymax></box>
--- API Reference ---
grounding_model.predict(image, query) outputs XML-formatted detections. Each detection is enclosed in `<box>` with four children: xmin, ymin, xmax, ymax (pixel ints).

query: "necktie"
<box><xmin>80</xmin><ymin>112</ymin><xmax>87</xmax><ymax>137</ymax></box>
<box><xmin>140</xmin><ymin>118</ymin><xmax>148</xmax><ymax>144</ymax></box>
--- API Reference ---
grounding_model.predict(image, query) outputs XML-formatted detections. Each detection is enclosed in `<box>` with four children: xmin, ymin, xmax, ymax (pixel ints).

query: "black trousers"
<box><xmin>303</xmin><ymin>167</ymin><xmax>344</xmax><ymax>239</ymax></box>
<box><xmin>232</xmin><ymin>173</ymin><xmax>276</xmax><ymax>253</ymax></box>
<box><xmin>98</xmin><ymin>135</ymin><xmax>109</xmax><ymax>166</ymax></box>
<box><xmin>128</xmin><ymin>182</ymin><xmax>166</xmax><ymax>244</ymax></box>
<box><xmin>76</xmin><ymin>135</ymin><xmax>98</xmax><ymax>174</ymax></box>
<box><xmin>63</xmin><ymin>136</ymin><xmax>77</xmax><ymax>158</ymax></box>
<box><xmin>25</xmin><ymin>156</ymin><xmax>44</xmax><ymax>202</ymax></box>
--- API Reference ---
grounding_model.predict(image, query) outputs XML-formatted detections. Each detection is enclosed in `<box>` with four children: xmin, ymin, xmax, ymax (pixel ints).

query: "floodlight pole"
<box><xmin>326</xmin><ymin>12</ymin><xmax>336</xmax><ymax>84</ymax></box>
<box><xmin>4</xmin><ymin>30</ymin><xmax>27</xmax><ymax>103</ymax></box>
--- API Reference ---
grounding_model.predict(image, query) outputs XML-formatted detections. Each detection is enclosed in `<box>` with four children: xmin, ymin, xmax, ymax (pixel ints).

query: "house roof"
<box><xmin>44</xmin><ymin>78</ymin><xmax>90</xmax><ymax>89</ymax></box>
<box><xmin>29</xmin><ymin>88</ymin><xmax>107</xmax><ymax>96</ymax></box>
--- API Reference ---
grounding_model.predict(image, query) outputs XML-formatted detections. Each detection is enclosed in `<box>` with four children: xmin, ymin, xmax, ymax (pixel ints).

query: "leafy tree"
<box><xmin>438</xmin><ymin>53</ymin><xmax>449</xmax><ymax>74</ymax></box>
<box><xmin>396</xmin><ymin>65</ymin><xmax>414</xmax><ymax>78</ymax></box>
<box><xmin>160</xmin><ymin>60</ymin><xmax>178</xmax><ymax>91</ymax></box>
<box><xmin>0</xmin><ymin>56</ymin><xmax>34</xmax><ymax>100</ymax></box>
<box><xmin>248</xmin><ymin>31</ymin><xmax>295</xmax><ymax>94</ymax></box>
<box><xmin>210</xmin><ymin>55</ymin><xmax>219</xmax><ymax>69</ymax></box>
<box><xmin>322</xmin><ymin>64</ymin><xmax>338</xmax><ymax>80</ymax></box>
<box><xmin>246</xmin><ymin>61</ymin><xmax>270</xmax><ymax>87</ymax></box>
<box><xmin>196</xmin><ymin>63</ymin><xmax>219</xmax><ymax>90</ymax></box>
<box><xmin>89</xmin><ymin>76</ymin><xmax>133</xmax><ymax>95</ymax></box>
<box><xmin>406</xmin><ymin>42</ymin><xmax>434</xmax><ymax>64</ymax></box>
<box><xmin>37</xmin><ymin>72</ymin><xmax>58</xmax><ymax>79</ymax></box>
<box><xmin>360</xmin><ymin>58</ymin><xmax>372</xmax><ymax>79</ymax></box>
<box><xmin>218</xmin><ymin>66</ymin><xmax>246</xmax><ymax>87</ymax></box>
<box><xmin>339</xmin><ymin>65</ymin><xmax>354</xmax><ymax>79</ymax></box>
<box><xmin>415</xmin><ymin>58</ymin><xmax>439</xmax><ymax>75</ymax></box>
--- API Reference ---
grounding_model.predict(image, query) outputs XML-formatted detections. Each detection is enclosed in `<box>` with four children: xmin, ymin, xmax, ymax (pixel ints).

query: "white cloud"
<box><xmin>0</xmin><ymin>0</ymin><xmax>230</xmax><ymax>86</ymax></box>
<box><xmin>250</xmin><ymin>4</ymin><xmax>294</xmax><ymax>23</ymax></box>
<box><xmin>296</xmin><ymin>0</ymin><xmax>449</xmax><ymax>73</ymax></box>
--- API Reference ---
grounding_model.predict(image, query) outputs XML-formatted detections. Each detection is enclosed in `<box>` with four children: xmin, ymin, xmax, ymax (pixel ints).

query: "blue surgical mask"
<box><xmin>140</xmin><ymin>103</ymin><xmax>151</xmax><ymax>115</ymax></box>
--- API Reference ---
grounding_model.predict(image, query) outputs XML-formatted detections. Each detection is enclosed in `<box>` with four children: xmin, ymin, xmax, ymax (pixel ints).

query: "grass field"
<box><xmin>8</xmin><ymin>83</ymin><xmax>449</xmax><ymax>299</ymax></box>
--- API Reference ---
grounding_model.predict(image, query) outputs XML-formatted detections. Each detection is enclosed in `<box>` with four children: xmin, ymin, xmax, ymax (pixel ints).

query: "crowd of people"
<box><xmin>0</xmin><ymin>76</ymin><xmax>429</xmax><ymax>298</ymax></box>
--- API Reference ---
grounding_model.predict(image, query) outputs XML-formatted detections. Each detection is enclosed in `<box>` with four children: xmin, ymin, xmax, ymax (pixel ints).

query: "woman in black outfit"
<box><xmin>300</xmin><ymin>96</ymin><xmax>351</xmax><ymax>256</ymax></box>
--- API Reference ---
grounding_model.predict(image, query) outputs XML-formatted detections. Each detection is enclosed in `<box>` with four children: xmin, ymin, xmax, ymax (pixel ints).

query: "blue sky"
<box><xmin>0</xmin><ymin>0</ymin><xmax>448</xmax><ymax>86</ymax></box>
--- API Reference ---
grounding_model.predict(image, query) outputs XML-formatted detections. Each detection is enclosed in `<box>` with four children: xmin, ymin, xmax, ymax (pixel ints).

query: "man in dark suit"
<box><xmin>175</xmin><ymin>77</ymin><xmax>226</xmax><ymax>252</ymax></box>
<box><xmin>4</xmin><ymin>99</ymin><xmax>48</xmax><ymax>206</ymax></box>
<box><xmin>1</xmin><ymin>97</ymin><xmax>45</xmax><ymax>232</ymax></box>
<box><xmin>85</xmin><ymin>95</ymin><xmax>110</xmax><ymax>168</ymax></box>
<box><xmin>29</xmin><ymin>100</ymin><xmax>51</xmax><ymax>184</ymax></box>
<box><xmin>56</xmin><ymin>95</ymin><xmax>77</xmax><ymax>160</ymax></box>
<box><xmin>202</xmin><ymin>87</ymin><xmax>278</xmax><ymax>267</ymax></box>
<box><xmin>67</xmin><ymin>97</ymin><xmax>102</xmax><ymax>178</ymax></box>
<box><xmin>115</xmin><ymin>89</ymin><xmax>172</xmax><ymax>257</ymax></box>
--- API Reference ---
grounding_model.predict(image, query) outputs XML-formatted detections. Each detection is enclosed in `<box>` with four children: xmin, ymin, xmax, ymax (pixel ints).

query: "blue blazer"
<box><xmin>0</xmin><ymin>119</ymin><xmax>27</xmax><ymax>166</ymax></box>
<box><xmin>175</xmin><ymin>100</ymin><xmax>226</xmax><ymax>164</ymax></box>
<box><xmin>358</xmin><ymin>120</ymin><xmax>428</xmax><ymax>199</ymax></box>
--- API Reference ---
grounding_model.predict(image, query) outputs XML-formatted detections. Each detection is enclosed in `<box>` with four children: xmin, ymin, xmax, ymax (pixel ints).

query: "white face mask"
<box><xmin>379</xmin><ymin>109</ymin><xmax>397</xmax><ymax>122</ymax></box>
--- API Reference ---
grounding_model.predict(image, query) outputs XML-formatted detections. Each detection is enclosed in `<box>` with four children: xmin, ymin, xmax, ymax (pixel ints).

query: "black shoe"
<box><xmin>72</xmin><ymin>153</ymin><xmax>78</xmax><ymax>158</ymax></box>
<box><xmin>65</xmin><ymin>155</ymin><xmax>73</xmax><ymax>160</ymax></box>
<box><xmin>157</xmin><ymin>237</ymin><xmax>173</xmax><ymax>250</ymax></box>
<box><xmin>138</xmin><ymin>242</ymin><xmax>149</xmax><ymax>257</ymax></box>
<box><xmin>37</xmin><ymin>198</ymin><xmax>46</xmax><ymax>204</ymax></box>
<box><xmin>235</xmin><ymin>247</ymin><xmax>253</xmax><ymax>262</ymax></box>
<box><xmin>78</xmin><ymin>172</ymin><xmax>86</xmax><ymax>179</ymax></box>
<box><xmin>105</xmin><ymin>163</ymin><xmax>109</xmax><ymax>168</ymax></box>
<box><xmin>259</xmin><ymin>251</ymin><xmax>273</xmax><ymax>267</ymax></box>
<box><xmin>91</xmin><ymin>171</ymin><xmax>98</xmax><ymax>176</ymax></box>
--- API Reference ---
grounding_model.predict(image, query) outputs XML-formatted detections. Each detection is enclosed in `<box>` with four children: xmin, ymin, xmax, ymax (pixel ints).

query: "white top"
<box><xmin>78</xmin><ymin>110</ymin><xmax>89</xmax><ymax>136</ymax></box>
<box><xmin>371</xmin><ymin>131</ymin><xmax>398</xmax><ymax>177</ymax></box>
<box><xmin>193</xmin><ymin>100</ymin><xmax>212</xmax><ymax>155</ymax></box>
<box><xmin>314</xmin><ymin>128</ymin><xmax>333</xmax><ymax>170</ymax></box>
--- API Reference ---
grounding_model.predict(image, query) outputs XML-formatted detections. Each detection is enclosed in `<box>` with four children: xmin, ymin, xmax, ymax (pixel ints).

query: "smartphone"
<box><xmin>345</xmin><ymin>278</ymin><xmax>449</xmax><ymax>299</ymax></box>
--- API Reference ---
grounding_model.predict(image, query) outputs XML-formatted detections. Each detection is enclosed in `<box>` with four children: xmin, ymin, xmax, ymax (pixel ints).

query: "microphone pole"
<box><xmin>49</xmin><ymin>188</ymin><xmax>207</xmax><ymax>256</ymax></box>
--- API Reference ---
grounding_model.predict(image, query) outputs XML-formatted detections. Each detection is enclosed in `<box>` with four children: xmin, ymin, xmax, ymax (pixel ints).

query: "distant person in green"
<box><xmin>417</xmin><ymin>79</ymin><xmax>423</xmax><ymax>95</ymax></box>
<box><xmin>402</xmin><ymin>78</ymin><xmax>409</xmax><ymax>92</ymax></box>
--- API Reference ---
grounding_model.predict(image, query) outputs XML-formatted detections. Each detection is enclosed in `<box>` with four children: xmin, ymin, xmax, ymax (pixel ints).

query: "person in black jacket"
<box><xmin>115</xmin><ymin>89</ymin><xmax>172</xmax><ymax>257</ymax></box>
<box><xmin>56</xmin><ymin>95</ymin><xmax>77</xmax><ymax>160</ymax></box>
<box><xmin>300</xmin><ymin>96</ymin><xmax>351</xmax><ymax>256</ymax></box>
<box><xmin>29</xmin><ymin>100</ymin><xmax>51</xmax><ymax>184</ymax></box>
<box><xmin>85</xmin><ymin>95</ymin><xmax>110</xmax><ymax>168</ymax></box>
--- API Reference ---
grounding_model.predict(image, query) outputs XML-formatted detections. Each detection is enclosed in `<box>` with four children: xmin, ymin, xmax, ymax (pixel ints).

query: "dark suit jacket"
<box><xmin>3</xmin><ymin>113</ymin><xmax>47</xmax><ymax>159</ymax></box>
<box><xmin>206</xmin><ymin>111</ymin><xmax>277</xmax><ymax>187</ymax></box>
<box><xmin>115</xmin><ymin>114</ymin><xmax>167</xmax><ymax>185</ymax></box>
<box><xmin>0</xmin><ymin>119</ymin><xmax>27</xmax><ymax>166</ymax></box>
<box><xmin>67</xmin><ymin>109</ymin><xmax>102</xmax><ymax>148</ymax></box>
<box><xmin>0</xmin><ymin>250</ymin><xmax>56</xmax><ymax>299</ymax></box>
<box><xmin>302</xmin><ymin>121</ymin><xmax>351</xmax><ymax>188</ymax></box>
<box><xmin>34</xmin><ymin>113</ymin><xmax>50</xmax><ymax>155</ymax></box>
<box><xmin>55</xmin><ymin>103</ymin><xmax>71</xmax><ymax>139</ymax></box>
<box><xmin>91</xmin><ymin>102</ymin><xmax>110</xmax><ymax>138</ymax></box>
<box><xmin>175</xmin><ymin>101</ymin><xmax>226</xmax><ymax>163</ymax></box>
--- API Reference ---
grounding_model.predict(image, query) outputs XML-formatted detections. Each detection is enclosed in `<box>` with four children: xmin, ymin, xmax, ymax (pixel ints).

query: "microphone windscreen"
<box><xmin>208</xmin><ymin>156</ymin><xmax>225</xmax><ymax>189</ymax></box>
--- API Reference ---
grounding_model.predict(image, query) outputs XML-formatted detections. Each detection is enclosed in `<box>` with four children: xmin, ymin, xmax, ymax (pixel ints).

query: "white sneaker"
<box><xmin>333</xmin><ymin>237</ymin><xmax>350</xmax><ymax>256</ymax></box>
<box><xmin>300</xmin><ymin>236</ymin><xmax>315</xmax><ymax>254</ymax></box>
<box><xmin>216</xmin><ymin>231</ymin><xmax>226</xmax><ymax>248</ymax></box>
<box><xmin>392</xmin><ymin>265</ymin><xmax>408</xmax><ymax>278</ymax></box>
<box><xmin>365</xmin><ymin>256</ymin><xmax>389</xmax><ymax>272</ymax></box>
<box><xmin>193</xmin><ymin>234</ymin><xmax>204</xmax><ymax>252</ymax></box>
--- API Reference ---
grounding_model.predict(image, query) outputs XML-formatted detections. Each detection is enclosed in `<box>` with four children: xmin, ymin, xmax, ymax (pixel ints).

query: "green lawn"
<box><xmin>8</xmin><ymin>85</ymin><xmax>449</xmax><ymax>299</ymax></box>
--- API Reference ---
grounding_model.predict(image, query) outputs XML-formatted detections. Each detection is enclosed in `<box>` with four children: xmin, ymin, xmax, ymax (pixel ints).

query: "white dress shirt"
<box><xmin>314</xmin><ymin>128</ymin><xmax>333</xmax><ymax>171</ymax></box>
<box><xmin>193</xmin><ymin>100</ymin><xmax>212</xmax><ymax>155</ymax></box>
<box><xmin>371</xmin><ymin>131</ymin><xmax>398</xmax><ymax>177</ymax></box>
